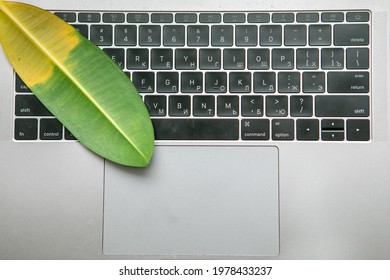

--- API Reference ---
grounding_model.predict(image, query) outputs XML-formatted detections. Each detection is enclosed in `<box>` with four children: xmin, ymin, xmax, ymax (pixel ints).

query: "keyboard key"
<box><xmin>327</xmin><ymin>72</ymin><xmax>369</xmax><ymax>93</ymax></box>
<box><xmin>309</xmin><ymin>25</ymin><xmax>331</xmax><ymax>46</ymax></box>
<box><xmin>151</xmin><ymin>13</ymin><xmax>173</xmax><ymax>23</ymax></box>
<box><xmin>290</xmin><ymin>96</ymin><xmax>313</xmax><ymax>117</ymax></box>
<box><xmin>315</xmin><ymin>96</ymin><xmax>369</xmax><ymax>117</ymax></box>
<box><xmin>90</xmin><ymin>25</ymin><xmax>112</xmax><ymax>46</ymax></box>
<box><xmin>223</xmin><ymin>13</ymin><xmax>246</xmax><ymax>23</ymax></box>
<box><xmin>15</xmin><ymin>95</ymin><xmax>53</xmax><ymax>116</ymax></box>
<box><xmin>272</xmin><ymin>13</ymin><xmax>294</xmax><ymax>23</ymax></box>
<box><xmin>247</xmin><ymin>49</ymin><xmax>270</xmax><ymax>70</ymax></box>
<box><xmin>241</xmin><ymin>119</ymin><xmax>270</xmax><ymax>140</ymax></box>
<box><xmin>253</xmin><ymin>72</ymin><xmax>276</xmax><ymax>93</ymax></box>
<box><xmin>241</xmin><ymin>96</ymin><xmax>263</xmax><ymax>117</ymax></box>
<box><xmin>217</xmin><ymin>95</ymin><xmax>239</xmax><ymax>116</ymax></box>
<box><xmin>296</xmin><ymin>119</ymin><xmax>319</xmax><ymax>140</ymax></box>
<box><xmin>347</xmin><ymin>119</ymin><xmax>370</xmax><ymax>141</ymax></box>
<box><xmin>187</xmin><ymin>25</ymin><xmax>209</xmax><ymax>46</ymax></box>
<box><xmin>322</xmin><ymin>131</ymin><xmax>345</xmax><ymax>141</ymax></box>
<box><xmin>79</xmin><ymin>12</ymin><xmax>100</xmax><ymax>23</ymax></box>
<box><xmin>152</xmin><ymin>119</ymin><xmax>239</xmax><ymax>140</ymax></box>
<box><xmin>205</xmin><ymin>72</ymin><xmax>227</xmax><ymax>93</ymax></box>
<box><xmin>127</xmin><ymin>48</ymin><xmax>149</xmax><ymax>70</ymax></box>
<box><xmin>157</xmin><ymin>72</ymin><xmax>179</xmax><ymax>93</ymax></box>
<box><xmin>272</xmin><ymin>119</ymin><xmax>294</xmax><ymax>140</ymax></box>
<box><xmin>139</xmin><ymin>25</ymin><xmax>161</xmax><ymax>46</ymax></box>
<box><xmin>175</xmin><ymin>13</ymin><xmax>197</xmax><ymax>23</ymax></box>
<box><xmin>181</xmin><ymin>72</ymin><xmax>203</xmax><ymax>93</ymax></box>
<box><xmin>65</xmin><ymin>128</ymin><xmax>77</xmax><ymax>140</ymax></box>
<box><xmin>72</xmin><ymin>24</ymin><xmax>88</xmax><ymax>39</ymax></box>
<box><xmin>144</xmin><ymin>95</ymin><xmax>167</xmax><ymax>116</ymax></box>
<box><xmin>163</xmin><ymin>25</ymin><xmax>185</xmax><ymax>46</ymax></box>
<box><xmin>103</xmin><ymin>13</ymin><xmax>125</xmax><ymax>23</ymax></box>
<box><xmin>334</xmin><ymin>24</ymin><xmax>369</xmax><ymax>46</ymax></box>
<box><xmin>248</xmin><ymin>13</ymin><xmax>270</xmax><ymax>23</ymax></box>
<box><xmin>199</xmin><ymin>13</ymin><xmax>221</xmax><ymax>23</ymax></box>
<box><xmin>211</xmin><ymin>25</ymin><xmax>233</xmax><ymax>46</ymax></box>
<box><xmin>169</xmin><ymin>95</ymin><xmax>191</xmax><ymax>116</ymax></box>
<box><xmin>346</xmin><ymin>48</ymin><xmax>369</xmax><ymax>69</ymax></box>
<box><xmin>115</xmin><ymin>25</ymin><xmax>136</xmax><ymax>46</ymax></box>
<box><xmin>103</xmin><ymin>48</ymin><xmax>125</xmax><ymax>69</ymax></box>
<box><xmin>132</xmin><ymin>72</ymin><xmax>155</xmax><ymax>93</ymax></box>
<box><xmin>235</xmin><ymin>25</ymin><xmax>258</xmax><ymax>46</ymax></box>
<box><xmin>266</xmin><ymin>96</ymin><xmax>288</xmax><ymax>117</ymax></box>
<box><xmin>260</xmin><ymin>25</ymin><xmax>282</xmax><ymax>46</ymax></box>
<box><xmin>223</xmin><ymin>49</ymin><xmax>245</xmax><ymax>70</ymax></box>
<box><xmin>15</xmin><ymin>74</ymin><xmax>31</xmax><ymax>92</ymax></box>
<box><xmin>297</xmin><ymin>12</ymin><xmax>319</xmax><ymax>23</ymax></box>
<box><xmin>14</xmin><ymin>118</ymin><xmax>38</xmax><ymax>140</ymax></box>
<box><xmin>193</xmin><ymin>96</ymin><xmax>215</xmax><ymax>116</ymax></box>
<box><xmin>175</xmin><ymin>49</ymin><xmax>197</xmax><ymax>70</ymax></box>
<box><xmin>40</xmin><ymin>118</ymin><xmax>63</xmax><ymax>140</ymax></box>
<box><xmin>229</xmin><ymin>72</ymin><xmax>251</xmax><ymax>93</ymax></box>
<box><xmin>199</xmin><ymin>49</ymin><xmax>221</xmax><ymax>70</ymax></box>
<box><xmin>296</xmin><ymin>48</ymin><xmax>319</xmax><ymax>70</ymax></box>
<box><xmin>321</xmin><ymin>48</ymin><xmax>344</xmax><ymax>69</ymax></box>
<box><xmin>284</xmin><ymin>25</ymin><xmax>307</xmax><ymax>46</ymax></box>
<box><xmin>151</xmin><ymin>49</ymin><xmax>173</xmax><ymax>70</ymax></box>
<box><xmin>321</xmin><ymin>119</ymin><xmax>345</xmax><ymax>131</ymax></box>
<box><xmin>55</xmin><ymin>12</ymin><xmax>76</xmax><ymax>22</ymax></box>
<box><xmin>127</xmin><ymin>13</ymin><xmax>149</xmax><ymax>23</ymax></box>
<box><xmin>272</xmin><ymin>49</ymin><xmax>294</xmax><ymax>70</ymax></box>
<box><xmin>321</xmin><ymin>12</ymin><xmax>344</xmax><ymax>22</ymax></box>
<box><xmin>302</xmin><ymin>72</ymin><xmax>325</xmax><ymax>93</ymax></box>
<box><xmin>346</xmin><ymin>12</ymin><xmax>370</xmax><ymax>22</ymax></box>
<box><xmin>278</xmin><ymin>72</ymin><xmax>300</xmax><ymax>93</ymax></box>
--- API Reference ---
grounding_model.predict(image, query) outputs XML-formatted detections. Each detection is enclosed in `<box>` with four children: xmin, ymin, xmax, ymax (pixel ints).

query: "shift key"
<box><xmin>328</xmin><ymin>72</ymin><xmax>369</xmax><ymax>93</ymax></box>
<box><xmin>315</xmin><ymin>95</ymin><xmax>369</xmax><ymax>117</ymax></box>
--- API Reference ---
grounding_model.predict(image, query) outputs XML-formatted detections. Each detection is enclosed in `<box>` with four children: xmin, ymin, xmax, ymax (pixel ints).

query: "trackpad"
<box><xmin>103</xmin><ymin>146</ymin><xmax>279</xmax><ymax>256</ymax></box>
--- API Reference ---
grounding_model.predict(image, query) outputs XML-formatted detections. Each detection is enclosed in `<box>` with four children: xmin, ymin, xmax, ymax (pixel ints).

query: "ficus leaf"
<box><xmin>0</xmin><ymin>0</ymin><xmax>155</xmax><ymax>167</ymax></box>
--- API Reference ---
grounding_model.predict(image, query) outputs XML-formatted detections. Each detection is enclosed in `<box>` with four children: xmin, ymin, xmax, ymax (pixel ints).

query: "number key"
<box><xmin>187</xmin><ymin>25</ymin><xmax>209</xmax><ymax>46</ymax></box>
<box><xmin>90</xmin><ymin>25</ymin><xmax>112</xmax><ymax>46</ymax></box>
<box><xmin>211</xmin><ymin>25</ymin><xmax>233</xmax><ymax>46</ymax></box>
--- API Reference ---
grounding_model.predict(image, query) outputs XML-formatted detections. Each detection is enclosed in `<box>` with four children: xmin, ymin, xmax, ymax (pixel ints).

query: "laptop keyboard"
<box><xmin>14</xmin><ymin>10</ymin><xmax>371</xmax><ymax>142</ymax></box>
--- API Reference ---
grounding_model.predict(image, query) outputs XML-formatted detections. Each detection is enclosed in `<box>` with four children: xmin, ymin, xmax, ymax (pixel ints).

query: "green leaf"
<box><xmin>0</xmin><ymin>1</ymin><xmax>154</xmax><ymax>167</ymax></box>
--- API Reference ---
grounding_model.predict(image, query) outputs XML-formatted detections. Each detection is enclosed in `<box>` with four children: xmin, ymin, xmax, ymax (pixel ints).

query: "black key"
<box><xmin>290</xmin><ymin>96</ymin><xmax>313</xmax><ymax>117</ymax></box>
<box><xmin>241</xmin><ymin>96</ymin><xmax>263</xmax><ymax>117</ymax></box>
<box><xmin>72</xmin><ymin>24</ymin><xmax>89</xmax><ymax>39</ymax></box>
<box><xmin>40</xmin><ymin>118</ymin><xmax>63</xmax><ymax>140</ymax></box>
<box><xmin>296</xmin><ymin>119</ymin><xmax>319</xmax><ymax>140</ymax></box>
<box><xmin>217</xmin><ymin>96</ymin><xmax>239</xmax><ymax>116</ymax></box>
<box><xmin>272</xmin><ymin>13</ymin><xmax>294</xmax><ymax>23</ymax></box>
<box><xmin>296</xmin><ymin>48</ymin><xmax>319</xmax><ymax>70</ymax></box>
<box><xmin>260</xmin><ymin>25</ymin><xmax>282</xmax><ymax>46</ymax></box>
<box><xmin>144</xmin><ymin>95</ymin><xmax>166</xmax><ymax>116</ymax></box>
<box><xmin>103</xmin><ymin>48</ymin><xmax>125</xmax><ymax>69</ymax></box>
<box><xmin>284</xmin><ymin>25</ymin><xmax>307</xmax><ymax>46</ymax></box>
<box><xmin>347</xmin><ymin>119</ymin><xmax>370</xmax><ymax>141</ymax></box>
<box><xmin>205</xmin><ymin>72</ymin><xmax>227</xmax><ymax>93</ymax></box>
<box><xmin>297</xmin><ymin>13</ymin><xmax>319</xmax><ymax>23</ymax></box>
<box><xmin>151</xmin><ymin>13</ymin><xmax>173</xmax><ymax>23</ymax></box>
<box><xmin>272</xmin><ymin>119</ymin><xmax>294</xmax><ymax>140</ymax></box>
<box><xmin>321</xmin><ymin>48</ymin><xmax>344</xmax><ymax>69</ymax></box>
<box><xmin>247</xmin><ymin>49</ymin><xmax>270</xmax><ymax>70</ymax></box>
<box><xmin>223</xmin><ymin>49</ymin><xmax>245</xmax><ymax>70</ymax></box>
<box><xmin>157</xmin><ymin>72</ymin><xmax>179</xmax><ymax>93</ymax></box>
<box><xmin>15</xmin><ymin>74</ymin><xmax>31</xmax><ymax>92</ymax></box>
<box><xmin>199</xmin><ymin>49</ymin><xmax>221</xmax><ymax>70</ymax></box>
<box><xmin>55</xmin><ymin>12</ymin><xmax>76</xmax><ymax>22</ymax></box>
<box><xmin>229</xmin><ymin>72</ymin><xmax>251</xmax><ymax>93</ymax></box>
<box><xmin>199</xmin><ymin>13</ymin><xmax>221</xmax><ymax>23</ymax></box>
<box><xmin>272</xmin><ymin>49</ymin><xmax>294</xmax><ymax>69</ymax></box>
<box><xmin>322</xmin><ymin>119</ymin><xmax>345</xmax><ymax>131</ymax></box>
<box><xmin>127</xmin><ymin>48</ymin><xmax>149</xmax><ymax>70</ymax></box>
<box><xmin>132</xmin><ymin>72</ymin><xmax>155</xmax><ymax>93</ymax></box>
<box><xmin>193</xmin><ymin>96</ymin><xmax>215</xmax><ymax>117</ymax></box>
<box><xmin>175</xmin><ymin>13</ymin><xmax>197</xmax><ymax>23</ymax></box>
<box><xmin>266</xmin><ymin>96</ymin><xmax>288</xmax><ymax>117</ymax></box>
<box><xmin>127</xmin><ymin>13</ymin><xmax>149</xmax><ymax>23</ymax></box>
<box><xmin>163</xmin><ymin>25</ymin><xmax>185</xmax><ymax>46</ymax></box>
<box><xmin>321</xmin><ymin>12</ymin><xmax>344</xmax><ymax>22</ymax></box>
<box><xmin>334</xmin><ymin>24</ymin><xmax>369</xmax><ymax>46</ymax></box>
<box><xmin>151</xmin><ymin>49</ymin><xmax>173</xmax><ymax>70</ymax></box>
<box><xmin>152</xmin><ymin>119</ymin><xmax>239</xmax><ymax>140</ymax></box>
<box><xmin>235</xmin><ymin>25</ymin><xmax>258</xmax><ymax>46</ymax></box>
<box><xmin>115</xmin><ymin>25</ymin><xmax>137</xmax><ymax>46</ymax></box>
<box><xmin>65</xmin><ymin>128</ymin><xmax>77</xmax><ymax>140</ymax></box>
<box><xmin>14</xmin><ymin>118</ymin><xmax>38</xmax><ymax>140</ymax></box>
<box><xmin>253</xmin><ymin>72</ymin><xmax>276</xmax><ymax>93</ymax></box>
<box><xmin>309</xmin><ymin>25</ymin><xmax>331</xmax><ymax>46</ymax></box>
<box><xmin>211</xmin><ymin>25</ymin><xmax>233</xmax><ymax>46</ymax></box>
<box><xmin>315</xmin><ymin>95</ymin><xmax>369</xmax><ymax>117</ymax></box>
<box><xmin>327</xmin><ymin>72</ymin><xmax>369</xmax><ymax>93</ymax></box>
<box><xmin>347</xmin><ymin>48</ymin><xmax>369</xmax><ymax>69</ymax></box>
<box><xmin>223</xmin><ymin>13</ymin><xmax>246</xmax><ymax>23</ymax></box>
<box><xmin>79</xmin><ymin>13</ymin><xmax>100</xmax><ymax>23</ymax></box>
<box><xmin>278</xmin><ymin>72</ymin><xmax>300</xmax><ymax>93</ymax></box>
<box><xmin>139</xmin><ymin>25</ymin><xmax>161</xmax><ymax>46</ymax></box>
<box><xmin>322</xmin><ymin>131</ymin><xmax>345</xmax><ymax>141</ymax></box>
<box><xmin>247</xmin><ymin>13</ymin><xmax>270</xmax><ymax>23</ymax></box>
<box><xmin>181</xmin><ymin>72</ymin><xmax>203</xmax><ymax>93</ymax></box>
<box><xmin>103</xmin><ymin>13</ymin><xmax>125</xmax><ymax>23</ymax></box>
<box><xmin>15</xmin><ymin>95</ymin><xmax>52</xmax><ymax>116</ymax></box>
<box><xmin>175</xmin><ymin>49</ymin><xmax>197</xmax><ymax>70</ymax></box>
<box><xmin>241</xmin><ymin>119</ymin><xmax>270</xmax><ymax>140</ymax></box>
<box><xmin>346</xmin><ymin>12</ymin><xmax>370</xmax><ymax>22</ymax></box>
<box><xmin>169</xmin><ymin>95</ymin><xmax>191</xmax><ymax>116</ymax></box>
<box><xmin>90</xmin><ymin>25</ymin><xmax>112</xmax><ymax>46</ymax></box>
<box><xmin>302</xmin><ymin>72</ymin><xmax>325</xmax><ymax>93</ymax></box>
<box><xmin>187</xmin><ymin>25</ymin><xmax>209</xmax><ymax>46</ymax></box>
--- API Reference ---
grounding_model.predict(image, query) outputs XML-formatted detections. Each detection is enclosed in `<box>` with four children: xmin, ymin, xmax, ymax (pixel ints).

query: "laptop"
<box><xmin>1</xmin><ymin>0</ymin><xmax>389</xmax><ymax>259</ymax></box>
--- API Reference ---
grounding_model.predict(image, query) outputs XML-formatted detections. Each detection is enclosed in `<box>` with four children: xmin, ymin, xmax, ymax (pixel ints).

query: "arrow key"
<box><xmin>347</xmin><ymin>119</ymin><xmax>370</xmax><ymax>141</ymax></box>
<box><xmin>297</xmin><ymin>119</ymin><xmax>319</xmax><ymax>140</ymax></box>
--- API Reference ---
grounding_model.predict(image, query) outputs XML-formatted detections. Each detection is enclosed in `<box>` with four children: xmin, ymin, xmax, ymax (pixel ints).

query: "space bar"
<box><xmin>152</xmin><ymin>119</ymin><xmax>239</xmax><ymax>140</ymax></box>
